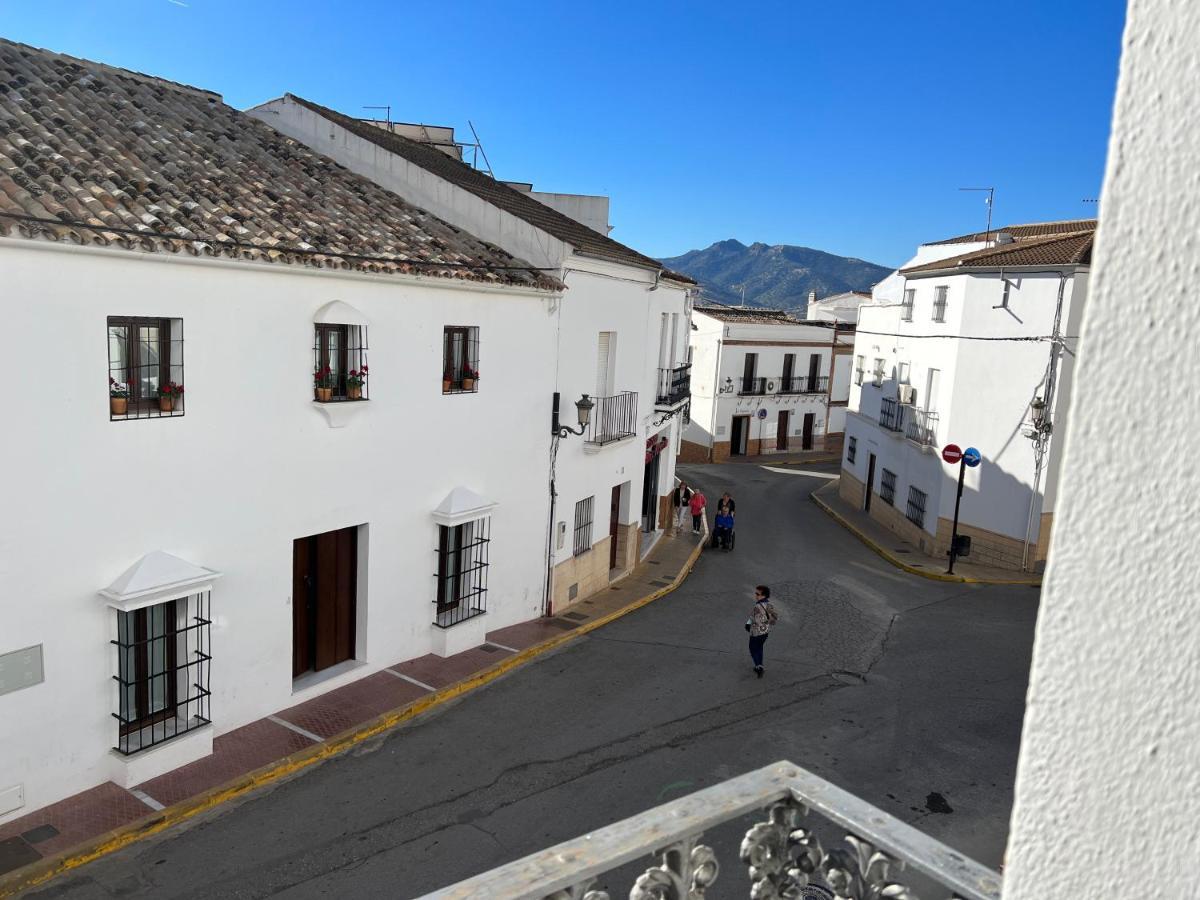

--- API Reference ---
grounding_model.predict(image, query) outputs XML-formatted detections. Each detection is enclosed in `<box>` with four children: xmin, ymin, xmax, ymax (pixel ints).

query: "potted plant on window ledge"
<box><xmin>443</xmin><ymin>365</ymin><xmax>454</xmax><ymax>394</ymax></box>
<box><xmin>314</xmin><ymin>366</ymin><xmax>334</xmax><ymax>402</ymax></box>
<box><xmin>346</xmin><ymin>365</ymin><xmax>368</xmax><ymax>400</ymax></box>
<box><xmin>158</xmin><ymin>381</ymin><xmax>184</xmax><ymax>413</ymax></box>
<box><xmin>109</xmin><ymin>377</ymin><xmax>129</xmax><ymax>416</ymax></box>
<box><xmin>462</xmin><ymin>365</ymin><xmax>478</xmax><ymax>392</ymax></box>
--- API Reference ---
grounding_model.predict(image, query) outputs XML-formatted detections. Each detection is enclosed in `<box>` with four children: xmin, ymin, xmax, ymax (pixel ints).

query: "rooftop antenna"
<box><xmin>959</xmin><ymin>186</ymin><xmax>995</xmax><ymax>241</ymax></box>
<box><xmin>468</xmin><ymin>120</ymin><xmax>494</xmax><ymax>178</ymax></box>
<box><xmin>363</xmin><ymin>105</ymin><xmax>392</xmax><ymax>130</ymax></box>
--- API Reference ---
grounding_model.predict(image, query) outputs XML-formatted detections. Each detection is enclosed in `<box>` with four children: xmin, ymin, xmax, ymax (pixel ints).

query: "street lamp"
<box><xmin>552</xmin><ymin>392</ymin><xmax>594</xmax><ymax>438</ymax></box>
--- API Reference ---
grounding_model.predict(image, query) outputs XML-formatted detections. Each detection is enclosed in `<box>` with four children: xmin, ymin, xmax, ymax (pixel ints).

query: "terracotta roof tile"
<box><xmin>285</xmin><ymin>94</ymin><xmax>694</xmax><ymax>284</ymax></box>
<box><xmin>901</xmin><ymin>230</ymin><xmax>1095</xmax><ymax>275</ymax></box>
<box><xmin>694</xmin><ymin>304</ymin><xmax>805</xmax><ymax>324</ymax></box>
<box><xmin>925</xmin><ymin>219</ymin><xmax>1097</xmax><ymax>246</ymax></box>
<box><xmin>0</xmin><ymin>39</ymin><xmax>561</xmax><ymax>290</ymax></box>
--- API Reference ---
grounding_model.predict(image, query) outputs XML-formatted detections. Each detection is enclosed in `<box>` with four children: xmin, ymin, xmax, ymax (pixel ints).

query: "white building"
<box><xmin>248</xmin><ymin>95</ymin><xmax>694</xmax><ymax>614</ymax></box>
<box><xmin>805</xmin><ymin>289</ymin><xmax>872</xmax><ymax>323</ymax></box>
<box><xmin>839</xmin><ymin>219</ymin><xmax>1096</xmax><ymax>570</ymax></box>
<box><xmin>682</xmin><ymin>306</ymin><xmax>853</xmax><ymax>462</ymax></box>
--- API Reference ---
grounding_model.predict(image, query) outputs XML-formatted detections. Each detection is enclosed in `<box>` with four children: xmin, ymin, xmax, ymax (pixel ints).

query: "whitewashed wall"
<box><xmin>0</xmin><ymin>242</ymin><xmax>558</xmax><ymax>823</ymax></box>
<box><xmin>1003</xmin><ymin>1</ymin><xmax>1200</xmax><ymax>893</ymax></box>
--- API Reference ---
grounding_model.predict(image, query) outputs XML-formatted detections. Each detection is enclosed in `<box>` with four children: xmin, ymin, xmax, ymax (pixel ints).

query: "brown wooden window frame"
<box><xmin>116</xmin><ymin>600</ymin><xmax>179</xmax><ymax>737</ymax></box>
<box><xmin>442</xmin><ymin>325</ymin><xmax>480</xmax><ymax>394</ymax></box>
<box><xmin>107</xmin><ymin>316</ymin><xmax>182</xmax><ymax>418</ymax></box>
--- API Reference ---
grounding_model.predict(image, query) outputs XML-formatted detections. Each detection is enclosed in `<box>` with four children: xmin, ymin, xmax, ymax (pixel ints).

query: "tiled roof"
<box><xmin>285</xmin><ymin>94</ymin><xmax>694</xmax><ymax>284</ymax></box>
<box><xmin>925</xmin><ymin>219</ymin><xmax>1097</xmax><ymax>246</ymax></box>
<box><xmin>694</xmin><ymin>304</ymin><xmax>804</xmax><ymax>324</ymax></box>
<box><xmin>0</xmin><ymin>39</ymin><xmax>561</xmax><ymax>290</ymax></box>
<box><xmin>901</xmin><ymin>230</ymin><xmax>1095</xmax><ymax>275</ymax></box>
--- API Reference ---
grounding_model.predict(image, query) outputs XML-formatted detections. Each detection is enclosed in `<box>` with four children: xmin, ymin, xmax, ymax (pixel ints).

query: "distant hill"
<box><xmin>659</xmin><ymin>239</ymin><xmax>892</xmax><ymax>311</ymax></box>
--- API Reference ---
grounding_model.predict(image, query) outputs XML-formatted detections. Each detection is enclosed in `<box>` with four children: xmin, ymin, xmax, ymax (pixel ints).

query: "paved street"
<box><xmin>27</xmin><ymin>463</ymin><xmax>1039</xmax><ymax>899</ymax></box>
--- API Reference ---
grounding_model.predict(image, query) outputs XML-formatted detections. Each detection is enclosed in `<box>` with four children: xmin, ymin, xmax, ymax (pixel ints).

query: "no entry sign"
<box><xmin>942</xmin><ymin>443</ymin><xmax>963</xmax><ymax>465</ymax></box>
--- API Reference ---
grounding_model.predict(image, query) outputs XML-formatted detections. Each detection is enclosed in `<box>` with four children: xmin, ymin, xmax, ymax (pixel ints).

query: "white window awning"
<box><xmin>432</xmin><ymin>486</ymin><xmax>498</xmax><ymax>528</ymax></box>
<box><xmin>313</xmin><ymin>299</ymin><xmax>370</xmax><ymax>327</ymax></box>
<box><xmin>98</xmin><ymin>551</ymin><xmax>222</xmax><ymax>613</ymax></box>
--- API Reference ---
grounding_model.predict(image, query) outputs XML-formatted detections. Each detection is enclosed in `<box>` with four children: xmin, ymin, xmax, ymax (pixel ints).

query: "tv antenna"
<box><xmin>959</xmin><ymin>186</ymin><xmax>995</xmax><ymax>241</ymax></box>
<box><xmin>363</xmin><ymin>105</ymin><xmax>392</xmax><ymax>129</ymax></box>
<box><xmin>468</xmin><ymin>120</ymin><xmax>494</xmax><ymax>178</ymax></box>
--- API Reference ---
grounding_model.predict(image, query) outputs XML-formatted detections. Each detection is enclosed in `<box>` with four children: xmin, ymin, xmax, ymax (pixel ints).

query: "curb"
<box><xmin>811</xmin><ymin>484</ymin><xmax>1042</xmax><ymax>587</ymax></box>
<box><xmin>0</xmin><ymin>535</ymin><xmax>707</xmax><ymax>898</ymax></box>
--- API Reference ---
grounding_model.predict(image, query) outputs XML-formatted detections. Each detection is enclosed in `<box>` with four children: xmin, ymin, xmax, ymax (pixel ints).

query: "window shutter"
<box><xmin>596</xmin><ymin>332</ymin><xmax>612</xmax><ymax>397</ymax></box>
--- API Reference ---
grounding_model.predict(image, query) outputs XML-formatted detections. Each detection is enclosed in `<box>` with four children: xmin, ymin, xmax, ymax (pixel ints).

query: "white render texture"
<box><xmin>1002</xmin><ymin>1</ymin><xmax>1200</xmax><ymax>895</ymax></box>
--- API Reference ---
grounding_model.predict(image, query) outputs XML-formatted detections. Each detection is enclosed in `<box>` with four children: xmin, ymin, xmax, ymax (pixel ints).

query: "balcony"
<box><xmin>423</xmin><ymin>761</ymin><xmax>1001</xmax><ymax>900</ymax></box>
<box><xmin>906</xmin><ymin>408</ymin><xmax>940</xmax><ymax>447</ymax></box>
<box><xmin>738</xmin><ymin>376</ymin><xmax>767</xmax><ymax>396</ymax></box>
<box><xmin>879</xmin><ymin>397</ymin><xmax>907</xmax><ymax>433</ymax></box>
<box><xmin>780</xmin><ymin>375</ymin><xmax>829</xmax><ymax>395</ymax></box>
<box><xmin>585</xmin><ymin>391</ymin><xmax>638</xmax><ymax>446</ymax></box>
<box><xmin>656</xmin><ymin>363</ymin><xmax>691</xmax><ymax>408</ymax></box>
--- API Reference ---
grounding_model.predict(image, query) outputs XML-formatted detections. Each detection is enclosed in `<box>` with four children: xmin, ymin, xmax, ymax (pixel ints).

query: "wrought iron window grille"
<box><xmin>112</xmin><ymin>592</ymin><xmax>211</xmax><ymax>755</ymax></box>
<box><xmin>879</xmin><ymin>397</ymin><xmax>906</xmax><ymax>433</ymax></box>
<box><xmin>313</xmin><ymin>323</ymin><xmax>369</xmax><ymax>402</ymax></box>
<box><xmin>433</xmin><ymin>518</ymin><xmax>490</xmax><ymax>628</ymax></box>
<box><xmin>932</xmin><ymin>287</ymin><xmax>948</xmax><ymax>322</ymax></box>
<box><xmin>901</xmin><ymin>289</ymin><xmax>915</xmax><ymax>322</ymax></box>
<box><xmin>442</xmin><ymin>325</ymin><xmax>480</xmax><ymax>394</ymax></box>
<box><xmin>573</xmin><ymin>496</ymin><xmax>595</xmax><ymax>556</ymax></box>
<box><xmin>585</xmin><ymin>392</ymin><xmax>638</xmax><ymax>445</ymax></box>
<box><xmin>779</xmin><ymin>375</ymin><xmax>829</xmax><ymax>395</ymax></box>
<box><xmin>656</xmin><ymin>363</ymin><xmax>691</xmax><ymax>406</ymax></box>
<box><xmin>880</xmin><ymin>469</ymin><xmax>897</xmax><ymax>506</ymax></box>
<box><xmin>846</xmin><ymin>437</ymin><xmax>857</xmax><ymax>464</ymax></box>
<box><xmin>107</xmin><ymin>316</ymin><xmax>185</xmax><ymax>421</ymax></box>
<box><xmin>906</xmin><ymin>486</ymin><xmax>928</xmax><ymax>528</ymax></box>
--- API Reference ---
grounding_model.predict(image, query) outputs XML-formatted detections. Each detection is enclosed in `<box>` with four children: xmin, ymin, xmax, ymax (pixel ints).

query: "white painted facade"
<box><xmin>248</xmin><ymin>96</ymin><xmax>692</xmax><ymax>601</ymax></box>
<box><xmin>805</xmin><ymin>290</ymin><xmax>871</xmax><ymax>324</ymax></box>
<box><xmin>0</xmin><ymin>239</ymin><xmax>562</xmax><ymax>824</ymax></box>
<box><xmin>684</xmin><ymin>310</ymin><xmax>846</xmax><ymax>459</ymax></box>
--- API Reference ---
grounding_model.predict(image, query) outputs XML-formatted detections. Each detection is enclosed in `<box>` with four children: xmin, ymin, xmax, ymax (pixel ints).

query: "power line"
<box><xmin>854</xmin><ymin>328</ymin><xmax>1075</xmax><ymax>342</ymax></box>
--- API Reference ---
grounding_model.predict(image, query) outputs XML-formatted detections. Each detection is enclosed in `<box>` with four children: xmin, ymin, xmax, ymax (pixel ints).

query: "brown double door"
<box><xmin>293</xmin><ymin>527</ymin><xmax>357</xmax><ymax>677</ymax></box>
<box><xmin>777</xmin><ymin>411</ymin><xmax>790</xmax><ymax>451</ymax></box>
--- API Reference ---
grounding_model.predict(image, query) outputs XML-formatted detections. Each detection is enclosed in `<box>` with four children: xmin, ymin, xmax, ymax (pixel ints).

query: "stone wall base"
<box><xmin>551</xmin><ymin>537</ymin><xmax>612</xmax><ymax>613</ymax></box>
<box><xmin>679</xmin><ymin>439</ymin><xmax>710</xmax><ymax>464</ymax></box>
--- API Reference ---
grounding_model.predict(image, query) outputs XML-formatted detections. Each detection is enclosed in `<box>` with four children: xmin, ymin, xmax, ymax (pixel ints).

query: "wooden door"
<box><xmin>609</xmin><ymin>485</ymin><xmax>621</xmax><ymax>570</ymax></box>
<box><xmin>865</xmin><ymin>453</ymin><xmax>876</xmax><ymax>512</ymax></box>
<box><xmin>293</xmin><ymin>527</ymin><xmax>357</xmax><ymax>677</ymax></box>
<box><xmin>730</xmin><ymin>416</ymin><xmax>748</xmax><ymax>456</ymax></box>
<box><xmin>777</xmin><ymin>411</ymin><xmax>790</xmax><ymax>451</ymax></box>
<box><xmin>802</xmin><ymin>413</ymin><xmax>815</xmax><ymax>450</ymax></box>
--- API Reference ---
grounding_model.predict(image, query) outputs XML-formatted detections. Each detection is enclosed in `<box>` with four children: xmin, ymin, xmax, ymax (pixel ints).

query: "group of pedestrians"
<box><xmin>674</xmin><ymin>479</ymin><xmax>778</xmax><ymax>677</ymax></box>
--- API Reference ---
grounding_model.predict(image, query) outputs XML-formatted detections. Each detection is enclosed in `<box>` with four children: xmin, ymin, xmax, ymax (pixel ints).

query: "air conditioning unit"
<box><xmin>897</xmin><ymin>384</ymin><xmax>916</xmax><ymax>405</ymax></box>
<box><xmin>765</xmin><ymin>379</ymin><xmax>777</xmax><ymax>393</ymax></box>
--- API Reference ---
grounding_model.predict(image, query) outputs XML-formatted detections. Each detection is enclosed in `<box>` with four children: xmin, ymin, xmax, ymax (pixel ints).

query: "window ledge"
<box><xmin>313</xmin><ymin>398</ymin><xmax>369</xmax><ymax>428</ymax></box>
<box><xmin>431</xmin><ymin>610</ymin><xmax>488</xmax><ymax>658</ymax></box>
<box><xmin>108</xmin><ymin>721</ymin><xmax>213</xmax><ymax>788</ymax></box>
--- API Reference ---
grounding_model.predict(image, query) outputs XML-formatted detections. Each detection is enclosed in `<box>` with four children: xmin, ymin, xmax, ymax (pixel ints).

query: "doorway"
<box><xmin>777</xmin><ymin>410</ymin><xmax>790</xmax><ymax>451</ymax></box>
<box><xmin>609</xmin><ymin>485</ymin><xmax>621</xmax><ymax>570</ymax></box>
<box><xmin>641</xmin><ymin>454</ymin><xmax>660</xmax><ymax>533</ymax></box>
<box><xmin>865</xmin><ymin>453</ymin><xmax>877</xmax><ymax>512</ymax></box>
<box><xmin>293</xmin><ymin>526</ymin><xmax>357</xmax><ymax>678</ymax></box>
<box><xmin>802</xmin><ymin>413</ymin><xmax>815</xmax><ymax>450</ymax></box>
<box><xmin>730</xmin><ymin>415</ymin><xmax>750</xmax><ymax>456</ymax></box>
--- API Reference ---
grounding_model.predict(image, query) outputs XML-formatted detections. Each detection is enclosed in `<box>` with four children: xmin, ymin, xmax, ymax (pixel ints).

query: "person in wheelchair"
<box><xmin>712</xmin><ymin>508</ymin><xmax>735</xmax><ymax>549</ymax></box>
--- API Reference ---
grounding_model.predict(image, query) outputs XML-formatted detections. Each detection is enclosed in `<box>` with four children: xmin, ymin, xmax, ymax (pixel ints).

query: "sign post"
<box><xmin>943</xmin><ymin>445</ymin><xmax>981</xmax><ymax>574</ymax></box>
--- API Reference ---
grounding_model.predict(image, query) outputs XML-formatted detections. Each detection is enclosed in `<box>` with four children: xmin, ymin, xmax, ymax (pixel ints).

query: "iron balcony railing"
<box><xmin>421</xmin><ymin>761</ymin><xmax>1001</xmax><ymax>900</ymax></box>
<box><xmin>780</xmin><ymin>375</ymin><xmax>829</xmax><ymax>395</ymax></box>
<box><xmin>905</xmin><ymin>408</ymin><xmax>940</xmax><ymax>447</ymax></box>
<box><xmin>738</xmin><ymin>376</ymin><xmax>767</xmax><ymax>396</ymax></box>
<box><xmin>585</xmin><ymin>391</ymin><xmax>638</xmax><ymax>446</ymax></box>
<box><xmin>656</xmin><ymin>363</ymin><xmax>692</xmax><ymax>407</ymax></box>
<box><xmin>879</xmin><ymin>397</ymin><xmax>907</xmax><ymax>433</ymax></box>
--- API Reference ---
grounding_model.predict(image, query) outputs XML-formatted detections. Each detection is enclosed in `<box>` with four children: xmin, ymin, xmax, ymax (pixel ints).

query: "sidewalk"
<box><xmin>812</xmin><ymin>479</ymin><xmax>1042</xmax><ymax>586</ymax></box>
<box><xmin>717</xmin><ymin>449</ymin><xmax>841</xmax><ymax>467</ymax></box>
<box><xmin>0</xmin><ymin>529</ymin><xmax>706</xmax><ymax>898</ymax></box>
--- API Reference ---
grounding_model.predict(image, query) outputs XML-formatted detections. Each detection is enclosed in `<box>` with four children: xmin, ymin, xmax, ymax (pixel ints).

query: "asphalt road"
<box><xmin>27</xmin><ymin>462</ymin><xmax>1039</xmax><ymax>899</ymax></box>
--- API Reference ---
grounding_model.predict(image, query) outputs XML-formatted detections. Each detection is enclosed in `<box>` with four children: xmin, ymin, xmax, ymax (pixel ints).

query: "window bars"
<box><xmin>906</xmin><ymin>486</ymin><xmax>928</xmax><ymax>528</ymax></box>
<box><xmin>585</xmin><ymin>392</ymin><xmax>638</xmax><ymax>445</ymax></box>
<box><xmin>434</xmin><ymin>518</ymin><xmax>490</xmax><ymax>628</ymax></box>
<box><xmin>313</xmin><ymin>324</ymin><xmax>368</xmax><ymax>402</ymax></box>
<box><xmin>573</xmin><ymin>496</ymin><xmax>595</xmax><ymax>556</ymax></box>
<box><xmin>107</xmin><ymin>316</ymin><xmax>185</xmax><ymax>420</ymax></box>
<box><xmin>854</xmin><ymin>356</ymin><xmax>864</xmax><ymax>386</ymax></box>
<box><xmin>112</xmin><ymin>592</ymin><xmax>211</xmax><ymax>755</ymax></box>
<box><xmin>901</xmin><ymin>289</ymin><xmax>915</xmax><ymax>322</ymax></box>
<box><xmin>846</xmin><ymin>436</ymin><xmax>857</xmax><ymax>464</ymax></box>
<box><xmin>880</xmin><ymin>469</ymin><xmax>897</xmax><ymax>506</ymax></box>
<box><xmin>442</xmin><ymin>325</ymin><xmax>480</xmax><ymax>394</ymax></box>
<box><xmin>879</xmin><ymin>397</ymin><xmax>906</xmax><ymax>433</ymax></box>
<box><xmin>932</xmin><ymin>286</ymin><xmax>948</xmax><ymax>322</ymax></box>
<box><xmin>656</xmin><ymin>363</ymin><xmax>691</xmax><ymax>406</ymax></box>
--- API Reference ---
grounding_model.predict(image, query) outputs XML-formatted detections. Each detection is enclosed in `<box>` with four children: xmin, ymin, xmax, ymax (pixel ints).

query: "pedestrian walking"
<box><xmin>675</xmin><ymin>481</ymin><xmax>693</xmax><ymax>529</ymax></box>
<box><xmin>688</xmin><ymin>488</ymin><xmax>707</xmax><ymax>533</ymax></box>
<box><xmin>745</xmin><ymin>584</ymin><xmax>778</xmax><ymax>678</ymax></box>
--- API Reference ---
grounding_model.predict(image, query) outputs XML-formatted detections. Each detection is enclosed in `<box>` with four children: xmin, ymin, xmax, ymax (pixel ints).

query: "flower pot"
<box><xmin>442</xmin><ymin>379</ymin><xmax>452</xmax><ymax>393</ymax></box>
<box><xmin>159</xmin><ymin>396</ymin><xmax>174</xmax><ymax>413</ymax></box>
<box><xmin>462</xmin><ymin>377</ymin><xmax>475</xmax><ymax>391</ymax></box>
<box><xmin>315</xmin><ymin>387</ymin><xmax>333</xmax><ymax>402</ymax></box>
<box><xmin>110</xmin><ymin>397</ymin><xmax>127</xmax><ymax>416</ymax></box>
<box><xmin>347</xmin><ymin>385</ymin><xmax>362</xmax><ymax>400</ymax></box>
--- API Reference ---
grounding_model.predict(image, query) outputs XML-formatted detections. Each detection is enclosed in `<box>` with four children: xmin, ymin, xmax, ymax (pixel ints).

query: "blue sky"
<box><xmin>2</xmin><ymin>0</ymin><xmax>1127</xmax><ymax>266</ymax></box>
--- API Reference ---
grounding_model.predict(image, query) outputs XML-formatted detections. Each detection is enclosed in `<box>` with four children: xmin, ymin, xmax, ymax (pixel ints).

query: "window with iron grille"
<box><xmin>906</xmin><ymin>486</ymin><xmax>928</xmax><ymax>528</ymax></box>
<box><xmin>107</xmin><ymin>317</ymin><xmax>184</xmax><ymax>420</ymax></box>
<box><xmin>847</xmin><ymin>436</ymin><xmax>857</xmax><ymax>464</ymax></box>
<box><xmin>313</xmin><ymin>324</ymin><xmax>368</xmax><ymax>402</ymax></box>
<box><xmin>880</xmin><ymin>469</ymin><xmax>897</xmax><ymax>506</ymax></box>
<box><xmin>873</xmin><ymin>358</ymin><xmax>885</xmax><ymax>385</ymax></box>
<box><xmin>901</xmin><ymin>289</ymin><xmax>915</xmax><ymax>322</ymax></box>
<box><xmin>113</xmin><ymin>592</ymin><xmax>211</xmax><ymax>755</ymax></box>
<box><xmin>434</xmin><ymin>518</ymin><xmax>490</xmax><ymax>627</ymax></box>
<box><xmin>854</xmin><ymin>355</ymin><xmax>864</xmax><ymax>386</ymax></box>
<box><xmin>573</xmin><ymin>496</ymin><xmax>595</xmax><ymax>556</ymax></box>
<box><xmin>932</xmin><ymin>286</ymin><xmax>948</xmax><ymax>322</ymax></box>
<box><xmin>443</xmin><ymin>326</ymin><xmax>480</xmax><ymax>394</ymax></box>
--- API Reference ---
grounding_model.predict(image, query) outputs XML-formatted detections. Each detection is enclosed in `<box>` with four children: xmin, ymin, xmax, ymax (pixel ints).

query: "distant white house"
<box><xmin>840</xmin><ymin>219</ymin><xmax>1096</xmax><ymax>570</ymax></box>
<box><xmin>682</xmin><ymin>306</ymin><xmax>853</xmax><ymax>462</ymax></box>
<box><xmin>805</xmin><ymin>289</ymin><xmax>872</xmax><ymax>323</ymax></box>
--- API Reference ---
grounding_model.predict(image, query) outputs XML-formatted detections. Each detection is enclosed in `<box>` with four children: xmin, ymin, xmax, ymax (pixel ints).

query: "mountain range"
<box><xmin>659</xmin><ymin>239</ymin><xmax>892</xmax><ymax>311</ymax></box>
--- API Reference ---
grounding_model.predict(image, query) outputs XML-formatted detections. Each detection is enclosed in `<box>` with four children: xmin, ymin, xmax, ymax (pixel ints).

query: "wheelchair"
<box><xmin>710</xmin><ymin>523</ymin><xmax>736</xmax><ymax>551</ymax></box>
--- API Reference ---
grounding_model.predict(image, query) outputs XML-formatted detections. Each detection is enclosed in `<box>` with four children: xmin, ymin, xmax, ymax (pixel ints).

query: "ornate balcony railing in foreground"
<box><xmin>420</xmin><ymin>761</ymin><xmax>1002</xmax><ymax>900</ymax></box>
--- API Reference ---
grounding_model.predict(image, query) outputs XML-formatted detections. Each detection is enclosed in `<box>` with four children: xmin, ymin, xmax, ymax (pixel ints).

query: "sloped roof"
<box><xmin>694</xmin><ymin>304</ymin><xmax>803</xmax><ymax>324</ymax></box>
<box><xmin>0</xmin><ymin>39</ymin><xmax>560</xmax><ymax>290</ymax></box>
<box><xmin>924</xmin><ymin>219</ymin><xmax>1097</xmax><ymax>246</ymax></box>
<box><xmin>901</xmin><ymin>229</ymin><xmax>1095</xmax><ymax>275</ymax></box>
<box><xmin>285</xmin><ymin>94</ymin><xmax>694</xmax><ymax>284</ymax></box>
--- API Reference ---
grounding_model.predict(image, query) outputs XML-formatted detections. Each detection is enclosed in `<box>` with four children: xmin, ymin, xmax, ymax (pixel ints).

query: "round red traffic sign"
<box><xmin>942</xmin><ymin>443</ymin><xmax>963</xmax><ymax>464</ymax></box>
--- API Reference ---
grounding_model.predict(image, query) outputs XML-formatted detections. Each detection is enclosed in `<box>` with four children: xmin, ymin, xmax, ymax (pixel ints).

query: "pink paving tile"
<box><xmin>487</xmin><ymin>620</ymin><xmax>568</xmax><ymax>650</ymax></box>
<box><xmin>275</xmin><ymin>671</ymin><xmax>428</xmax><ymax>740</ymax></box>
<box><xmin>390</xmin><ymin>645</ymin><xmax>510</xmax><ymax>690</ymax></box>
<box><xmin>134</xmin><ymin>718</ymin><xmax>315</xmax><ymax>807</ymax></box>
<box><xmin>0</xmin><ymin>781</ymin><xmax>150</xmax><ymax>859</ymax></box>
